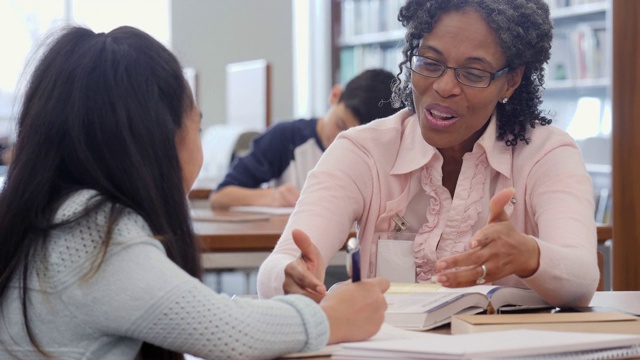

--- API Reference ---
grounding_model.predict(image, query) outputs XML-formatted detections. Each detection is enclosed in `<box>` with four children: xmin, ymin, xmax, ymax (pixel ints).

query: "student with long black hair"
<box><xmin>0</xmin><ymin>26</ymin><xmax>389</xmax><ymax>360</ymax></box>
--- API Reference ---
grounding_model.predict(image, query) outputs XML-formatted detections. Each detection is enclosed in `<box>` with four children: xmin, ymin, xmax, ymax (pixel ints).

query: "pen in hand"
<box><xmin>346</xmin><ymin>237</ymin><xmax>361</xmax><ymax>282</ymax></box>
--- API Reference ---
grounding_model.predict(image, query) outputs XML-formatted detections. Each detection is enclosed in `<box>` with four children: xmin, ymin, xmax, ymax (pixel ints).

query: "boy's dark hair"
<box><xmin>0</xmin><ymin>26</ymin><xmax>199</xmax><ymax>360</ymax></box>
<box><xmin>339</xmin><ymin>68</ymin><xmax>398</xmax><ymax>124</ymax></box>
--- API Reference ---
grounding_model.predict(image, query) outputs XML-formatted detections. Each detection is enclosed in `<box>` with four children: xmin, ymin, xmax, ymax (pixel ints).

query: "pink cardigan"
<box><xmin>257</xmin><ymin>109</ymin><xmax>599</xmax><ymax>306</ymax></box>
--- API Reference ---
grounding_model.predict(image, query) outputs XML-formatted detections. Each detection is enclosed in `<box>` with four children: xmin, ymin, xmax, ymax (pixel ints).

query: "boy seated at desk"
<box><xmin>209</xmin><ymin>69</ymin><xmax>399</xmax><ymax>209</ymax></box>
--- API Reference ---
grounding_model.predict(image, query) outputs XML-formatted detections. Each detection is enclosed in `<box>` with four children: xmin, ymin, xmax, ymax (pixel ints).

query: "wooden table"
<box><xmin>193</xmin><ymin>210</ymin><xmax>352</xmax><ymax>269</ymax></box>
<box><xmin>194</xmin><ymin>214</ymin><xmax>291</xmax><ymax>252</ymax></box>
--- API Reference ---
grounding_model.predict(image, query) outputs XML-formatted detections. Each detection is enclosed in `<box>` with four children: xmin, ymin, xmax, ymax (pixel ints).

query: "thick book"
<box><xmin>333</xmin><ymin>329</ymin><xmax>640</xmax><ymax>360</ymax></box>
<box><xmin>384</xmin><ymin>283</ymin><xmax>549</xmax><ymax>330</ymax></box>
<box><xmin>452</xmin><ymin>312</ymin><xmax>640</xmax><ymax>335</ymax></box>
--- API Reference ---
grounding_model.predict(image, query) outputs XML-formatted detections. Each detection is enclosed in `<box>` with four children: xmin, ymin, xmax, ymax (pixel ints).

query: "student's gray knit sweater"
<box><xmin>0</xmin><ymin>190</ymin><xmax>328</xmax><ymax>360</ymax></box>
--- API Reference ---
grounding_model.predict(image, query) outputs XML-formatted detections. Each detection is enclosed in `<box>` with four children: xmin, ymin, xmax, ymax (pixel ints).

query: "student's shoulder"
<box><xmin>267</xmin><ymin>118</ymin><xmax>316</xmax><ymax>133</ymax></box>
<box><xmin>260</xmin><ymin>118</ymin><xmax>317</xmax><ymax>144</ymax></box>
<box><xmin>54</xmin><ymin>190</ymin><xmax>155</xmax><ymax>245</ymax></box>
<box><xmin>45</xmin><ymin>191</ymin><xmax>159</xmax><ymax>285</ymax></box>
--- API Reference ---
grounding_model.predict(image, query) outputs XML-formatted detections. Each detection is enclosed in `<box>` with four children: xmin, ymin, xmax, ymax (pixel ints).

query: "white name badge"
<box><xmin>376</xmin><ymin>238</ymin><xmax>416</xmax><ymax>283</ymax></box>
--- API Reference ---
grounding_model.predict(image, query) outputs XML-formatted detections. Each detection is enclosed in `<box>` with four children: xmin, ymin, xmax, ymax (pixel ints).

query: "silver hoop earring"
<box><xmin>501</xmin><ymin>97</ymin><xmax>509</xmax><ymax>104</ymax></box>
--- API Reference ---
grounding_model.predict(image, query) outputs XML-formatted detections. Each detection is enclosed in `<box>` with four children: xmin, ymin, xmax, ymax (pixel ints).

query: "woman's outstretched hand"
<box><xmin>434</xmin><ymin>188</ymin><xmax>540</xmax><ymax>287</ymax></box>
<box><xmin>282</xmin><ymin>229</ymin><xmax>328</xmax><ymax>302</ymax></box>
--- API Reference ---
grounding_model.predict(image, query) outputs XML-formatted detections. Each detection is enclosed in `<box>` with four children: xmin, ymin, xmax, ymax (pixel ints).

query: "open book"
<box><xmin>384</xmin><ymin>283</ymin><xmax>549</xmax><ymax>330</ymax></box>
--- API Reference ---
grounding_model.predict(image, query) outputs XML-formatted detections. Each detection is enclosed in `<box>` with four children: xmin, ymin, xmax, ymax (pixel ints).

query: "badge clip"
<box><xmin>392</xmin><ymin>213</ymin><xmax>408</xmax><ymax>233</ymax></box>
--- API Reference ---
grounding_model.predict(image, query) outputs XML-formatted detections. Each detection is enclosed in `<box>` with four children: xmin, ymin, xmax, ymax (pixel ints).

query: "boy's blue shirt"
<box><xmin>216</xmin><ymin>118</ymin><xmax>323</xmax><ymax>190</ymax></box>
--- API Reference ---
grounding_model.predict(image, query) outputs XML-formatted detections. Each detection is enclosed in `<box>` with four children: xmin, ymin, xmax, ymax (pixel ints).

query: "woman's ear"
<box><xmin>504</xmin><ymin>65</ymin><xmax>525</xmax><ymax>99</ymax></box>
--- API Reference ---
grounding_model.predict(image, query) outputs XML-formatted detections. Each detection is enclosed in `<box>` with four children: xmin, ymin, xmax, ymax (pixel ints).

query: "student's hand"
<box><xmin>433</xmin><ymin>188</ymin><xmax>541</xmax><ymax>287</ymax></box>
<box><xmin>320</xmin><ymin>278</ymin><xmax>390</xmax><ymax>344</ymax></box>
<box><xmin>271</xmin><ymin>184</ymin><xmax>300</xmax><ymax>207</ymax></box>
<box><xmin>283</xmin><ymin>229</ymin><xmax>327</xmax><ymax>302</ymax></box>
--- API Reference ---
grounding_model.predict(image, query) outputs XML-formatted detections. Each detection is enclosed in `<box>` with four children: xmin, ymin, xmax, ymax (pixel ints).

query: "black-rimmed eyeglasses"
<box><xmin>410</xmin><ymin>55</ymin><xmax>509</xmax><ymax>88</ymax></box>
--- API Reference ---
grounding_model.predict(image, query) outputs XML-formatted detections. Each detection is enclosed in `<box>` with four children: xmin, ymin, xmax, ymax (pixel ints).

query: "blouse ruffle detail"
<box><xmin>439</xmin><ymin>152</ymin><xmax>489</xmax><ymax>256</ymax></box>
<box><xmin>413</xmin><ymin>165</ymin><xmax>445</xmax><ymax>282</ymax></box>
<box><xmin>412</xmin><ymin>152</ymin><xmax>489</xmax><ymax>283</ymax></box>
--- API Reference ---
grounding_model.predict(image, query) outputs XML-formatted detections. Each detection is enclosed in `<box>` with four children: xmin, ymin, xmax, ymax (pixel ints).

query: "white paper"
<box><xmin>335</xmin><ymin>329</ymin><xmax>640</xmax><ymax>359</ymax></box>
<box><xmin>228</xmin><ymin>205</ymin><xmax>295</xmax><ymax>215</ymax></box>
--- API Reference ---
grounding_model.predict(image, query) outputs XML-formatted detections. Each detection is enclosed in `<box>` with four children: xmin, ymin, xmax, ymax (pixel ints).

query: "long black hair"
<box><xmin>391</xmin><ymin>0</ymin><xmax>554</xmax><ymax>146</ymax></box>
<box><xmin>0</xmin><ymin>26</ymin><xmax>201</xmax><ymax>360</ymax></box>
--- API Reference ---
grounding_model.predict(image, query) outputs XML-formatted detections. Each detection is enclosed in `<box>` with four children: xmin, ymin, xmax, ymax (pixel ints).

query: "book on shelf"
<box><xmin>452</xmin><ymin>311</ymin><xmax>640</xmax><ymax>335</ymax></box>
<box><xmin>333</xmin><ymin>329</ymin><xmax>640</xmax><ymax>360</ymax></box>
<box><xmin>384</xmin><ymin>283</ymin><xmax>549</xmax><ymax>330</ymax></box>
<box><xmin>595</xmin><ymin>187</ymin><xmax>610</xmax><ymax>224</ymax></box>
<box><xmin>547</xmin><ymin>21</ymin><xmax>607</xmax><ymax>84</ymax></box>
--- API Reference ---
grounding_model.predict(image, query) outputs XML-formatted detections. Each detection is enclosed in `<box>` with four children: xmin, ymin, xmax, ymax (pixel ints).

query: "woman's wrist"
<box><xmin>517</xmin><ymin>235</ymin><xmax>541</xmax><ymax>278</ymax></box>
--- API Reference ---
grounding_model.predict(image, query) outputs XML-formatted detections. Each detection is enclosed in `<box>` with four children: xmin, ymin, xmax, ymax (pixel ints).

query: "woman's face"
<box><xmin>411</xmin><ymin>10</ymin><xmax>522</xmax><ymax>154</ymax></box>
<box><xmin>176</xmin><ymin>103</ymin><xmax>203</xmax><ymax>193</ymax></box>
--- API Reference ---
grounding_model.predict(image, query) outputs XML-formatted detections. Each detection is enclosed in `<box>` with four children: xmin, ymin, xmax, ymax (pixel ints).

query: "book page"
<box><xmin>385</xmin><ymin>292</ymin><xmax>473</xmax><ymax>313</ymax></box>
<box><xmin>388</xmin><ymin>282</ymin><xmax>501</xmax><ymax>295</ymax></box>
<box><xmin>385</xmin><ymin>283</ymin><xmax>547</xmax><ymax>316</ymax></box>
<box><xmin>387</xmin><ymin>283</ymin><xmax>444</xmax><ymax>293</ymax></box>
<box><xmin>336</xmin><ymin>330</ymin><xmax>640</xmax><ymax>359</ymax></box>
<box><xmin>485</xmin><ymin>286</ymin><xmax>548</xmax><ymax>309</ymax></box>
<box><xmin>384</xmin><ymin>292</ymin><xmax>488</xmax><ymax>330</ymax></box>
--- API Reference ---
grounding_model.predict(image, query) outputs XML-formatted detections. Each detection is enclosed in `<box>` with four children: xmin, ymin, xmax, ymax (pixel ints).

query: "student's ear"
<box><xmin>328</xmin><ymin>85</ymin><xmax>343</xmax><ymax>106</ymax></box>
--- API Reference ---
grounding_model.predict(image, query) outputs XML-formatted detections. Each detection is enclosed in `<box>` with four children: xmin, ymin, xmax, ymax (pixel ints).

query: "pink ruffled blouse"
<box><xmin>257</xmin><ymin>109</ymin><xmax>599</xmax><ymax>306</ymax></box>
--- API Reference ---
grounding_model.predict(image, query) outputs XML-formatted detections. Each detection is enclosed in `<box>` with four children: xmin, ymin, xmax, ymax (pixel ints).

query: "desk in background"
<box><xmin>189</xmin><ymin>178</ymin><xmax>217</xmax><ymax>201</ymax></box>
<box><xmin>193</xmin><ymin>210</ymin><xmax>351</xmax><ymax>295</ymax></box>
<box><xmin>194</xmin><ymin>211</ymin><xmax>352</xmax><ymax>270</ymax></box>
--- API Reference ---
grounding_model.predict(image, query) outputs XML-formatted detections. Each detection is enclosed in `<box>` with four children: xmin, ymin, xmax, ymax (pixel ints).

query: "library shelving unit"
<box><xmin>545</xmin><ymin>1</ymin><xmax>611</xmax><ymax>94</ymax></box>
<box><xmin>333</xmin><ymin>0</ymin><xmax>611</xmax><ymax>97</ymax></box>
<box><xmin>542</xmin><ymin>0</ymin><xmax>612</xmax><ymax>169</ymax></box>
<box><xmin>334</xmin><ymin>0</ymin><xmax>405</xmax><ymax>84</ymax></box>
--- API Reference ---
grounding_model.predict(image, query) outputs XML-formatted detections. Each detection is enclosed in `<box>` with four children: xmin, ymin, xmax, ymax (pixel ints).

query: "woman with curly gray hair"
<box><xmin>258</xmin><ymin>0</ymin><xmax>599</xmax><ymax>308</ymax></box>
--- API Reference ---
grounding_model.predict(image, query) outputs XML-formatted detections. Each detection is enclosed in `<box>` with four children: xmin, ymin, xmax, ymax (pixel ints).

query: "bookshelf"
<box><xmin>542</xmin><ymin>0</ymin><xmax>612</xmax><ymax>227</ymax></box>
<box><xmin>334</xmin><ymin>0</ymin><xmax>611</xmax><ymax>100</ymax></box>
<box><xmin>542</xmin><ymin>0</ymin><xmax>612</xmax><ymax>156</ymax></box>
<box><xmin>545</xmin><ymin>0</ymin><xmax>611</xmax><ymax>91</ymax></box>
<box><xmin>335</xmin><ymin>0</ymin><xmax>404</xmax><ymax>85</ymax></box>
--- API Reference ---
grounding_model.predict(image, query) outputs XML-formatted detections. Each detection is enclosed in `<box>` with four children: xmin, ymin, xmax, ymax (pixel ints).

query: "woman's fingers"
<box><xmin>487</xmin><ymin>187</ymin><xmax>515</xmax><ymax>224</ymax></box>
<box><xmin>282</xmin><ymin>229</ymin><xmax>327</xmax><ymax>301</ymax></box>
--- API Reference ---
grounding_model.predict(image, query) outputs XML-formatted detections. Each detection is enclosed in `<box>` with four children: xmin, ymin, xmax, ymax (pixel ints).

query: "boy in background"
<box><xmin>210</xmin><ymin>69</ymin><xmax>398</xmax><ymax>209</ymax></box>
